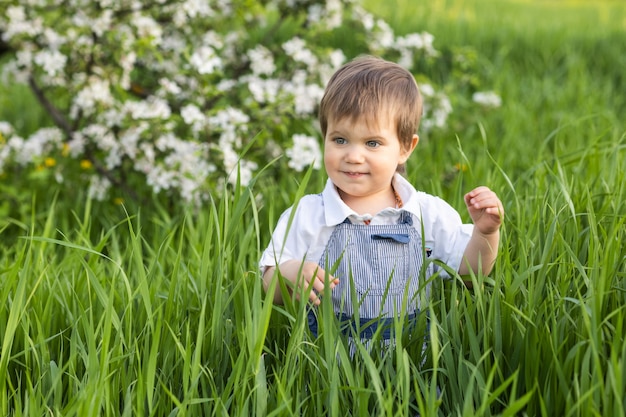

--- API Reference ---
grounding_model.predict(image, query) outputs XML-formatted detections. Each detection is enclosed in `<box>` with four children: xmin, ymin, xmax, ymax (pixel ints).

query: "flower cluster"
<box><xmin>0</xmin><ymin>0</ymin><xmax>496</xmax><ymax>204</ymax></box>
<box><xmin>472</xmin><ymin>91</ymin><xmax>503</xmax><ymax>108</ymax></box>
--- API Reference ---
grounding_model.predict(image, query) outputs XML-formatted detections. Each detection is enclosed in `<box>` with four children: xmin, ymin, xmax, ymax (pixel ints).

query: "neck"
<box><xmin>338</xmin><ymin>186</ymin><xmax>400</xmax><ymax>216</ymax></box>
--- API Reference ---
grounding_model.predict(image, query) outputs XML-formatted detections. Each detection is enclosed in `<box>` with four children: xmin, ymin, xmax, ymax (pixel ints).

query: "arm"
<box><xmin>260</xmin><ymin>194</ymin><xmax>339</xmax><ymax>305</ymax></box>
<box><xmin>458</xmin><ymin>186</ymin><xmax>504</xmax><ymax>277</ymax></box>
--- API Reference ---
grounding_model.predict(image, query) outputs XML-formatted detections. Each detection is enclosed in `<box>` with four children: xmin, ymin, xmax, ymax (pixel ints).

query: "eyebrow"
<box><xmin>326</xmin><ymin>130</ymin><xmax>386</xmax><ymax>141</ymax></box>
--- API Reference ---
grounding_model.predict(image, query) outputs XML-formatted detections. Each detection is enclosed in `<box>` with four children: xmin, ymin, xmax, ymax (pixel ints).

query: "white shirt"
<box><xmin>260</xmin><ymin>174</ymin><xmax>474</xmax><ymax>278</ymax></box>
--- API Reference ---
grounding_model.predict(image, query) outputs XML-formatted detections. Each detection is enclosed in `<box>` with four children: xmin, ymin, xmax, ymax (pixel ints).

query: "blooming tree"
<box><xmin>0</xmin><ymin>0</ymin><xmax>499</xmax><ymax>205</ymax></box>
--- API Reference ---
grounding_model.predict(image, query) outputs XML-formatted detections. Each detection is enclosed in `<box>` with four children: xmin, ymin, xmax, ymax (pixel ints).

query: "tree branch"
<box><xmin>28</xmin><ymin>74</ymin><xmax>143</xmax><ymax>203</ymax></box>
<box><xmin>27</xmin><ymin>75</ymin><xmax>74</xmax><ymax>137</ymax></box>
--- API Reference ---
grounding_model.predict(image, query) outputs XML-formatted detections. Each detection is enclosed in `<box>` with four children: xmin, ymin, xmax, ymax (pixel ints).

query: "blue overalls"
<box><xmin>308</xmin><ymin>211</ymin><xmax>429</xmax><ymax>353</ymax></box>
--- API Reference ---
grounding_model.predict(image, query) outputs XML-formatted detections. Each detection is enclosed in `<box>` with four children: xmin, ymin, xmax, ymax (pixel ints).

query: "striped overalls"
<box><xmin>308</xmin><ymin>211</ymin><xmax>428</xmax><ymax>351</ymax></box>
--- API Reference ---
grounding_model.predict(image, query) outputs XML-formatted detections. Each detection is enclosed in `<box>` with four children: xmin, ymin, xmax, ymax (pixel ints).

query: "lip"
<box><xmin>342</xmin><ymin>171</ymin><xmax>368</xmax><ymax>177</ymax></box>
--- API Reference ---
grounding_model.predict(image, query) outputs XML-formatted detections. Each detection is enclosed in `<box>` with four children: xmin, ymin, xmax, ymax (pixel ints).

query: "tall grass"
<box><xmin>1</xmin><ymin>0</ymin><xmax>625</xmax><ymax>415</ymax></box>
<box><xmin>1</xmin><ymin>125</ymin><xmax>624</xmax><ymax>415</ymax></box>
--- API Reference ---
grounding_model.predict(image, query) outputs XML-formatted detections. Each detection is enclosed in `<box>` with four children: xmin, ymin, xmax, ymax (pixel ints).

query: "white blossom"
<box><xmin>101</xmin><ymin>109</ymin><xmax>125</xmax><ymax>128</ymax></box>
<box><xmin>146</xmin><ymin>165</ymin><xmax>176</xmax><ymax>193</ymax></box>
<box><xmin>245</xmin><ymin>75</ymin><xmax>280</xmax><ymax>103</ymax></box>
<box><xmin>323</xmin><ymin>0</ymin><xmax>343</xmax><ymax>30</ymax></box>
<box><xmin>307</xmin><ymin>4</ymin><xmax>323</xmax><ymax>24</ymax></box>
<box><xmin>119</xmin><ymin>123</ymin><xmax>148</xmax><ymax>159</ymax></box>
<box><xmin>373</xmin><ymin>20</ymin><xmax>394</xmax><ymax>49</ymax></box>
<box><xmin>66</xmin><ymin>133</ymin><xmax>86</xmax><ymax>157</ymax></box>
<box><xmin>119</xmin><ymin>52</ymin><xmax>136</xmax><ymax>90</ymax></box>
<box><xmin>216</xmin><ymin>79</ymin><xmax>236</xmax><ymax>92</ymax></box>
<box><xmin>159</xmin><ymin>78</ymin><xmax>182</xmax><ymax>95</ymax></box>
<box><xmin>0</xmin><ymin>0</ymin><xmax>487</xmax><ymax>204</ymax></box>
<box><xmin>124</xmin><ymin>97</ymin><xmax>172</xmax><ymax>120</ymax></box>
<box><xmin>421</xmin><ymin>93</ymin><xmax>452</xmax><ymax>131</ymax></box>
<box><xmin>34</xmin><ymin>50</ymin><xmax>67</xmax><ymax>77</ymax></box>
<box><xmin>353</xmin><ymin>6</ymin><xmax>375</xmax><ymax>31</ymax></box>
<box><xmin>285</xmin><ymin>71</ymin><xmax>324</xmax><ymax>115</ymax></box>
<box><xmin>282</xmin><ymin>37</ymin><xmax>317</xmax><ymax>67</ymax></box>
<box><xmin>247</xmin><ymin>45</ymin><xmax>276</xmax><ymax>76</ymax></box>
<box><xmin>42</xmin><ymin>28</ymin><xmax>66</xmax><ymax>49</ymax></box>
<box><xmin>419</xmin><ymin>83</ymin><xmax>435</xmax><ymax>97</ymax></box>
<box><xmin>190</xmin><ymin>46</ymin><xmax>223</xmax><ymax>75</ymax></box>
<box><xmin>329</xmin><ymin>49</ymin><xmax>346</xmax><ymax>70</ymax></box>
<box><xmin>398</xmin><ymin>32</ymin><xmax>436</xmax><ymax>56</ymax></box>
<box><xmin>227</xmin><ymin>158</ymin><xmax>257</xmax><ymax>187</ymax></box>
<box><xmin>397</xmin><ymin>50</ymin><xmax>413</xmax><ymax>69</ymax></box>
<box><xmin>182</xmin><ymin>0</ymin><xmax>214</xmax><ymax>18</ymax></box>
<box><xmin>3</xmin><ymin>6</ymin><xmax>43</xmax><ymax>40</ymax></box>
<box><xmin>181</xmin><ymin>104</ymin><xmax>205</xmax><ymax>126</ymax></box>
<box><xmin>472</xmin><ymin>91</ymin><xmax>502</xmax><ymax>108</ymax></box>
<box><xmin>15</xmin><ymin>49</ymin><xmax>34</xmax><ymax>68</ymax></box>
<box><xmin>71</xmin><ymin>77</ymin><xmax>114</xmax><ymax>118</ymax></box>
<box><xmin>0</xmin><ymin>122</ymin><xmax>14</xmax><ymax>137</ymax></box>
<box><xmin>14</xmin><ymin>127</ymin><xmax>63</xmax><ymax>164</ymax></box>
<box><xmin>132</xmin><ymin>14</ymin><xmax>162</xmax><ymax>44</ymax></box>
<box><xmin>286</xmin><ymin>133</ymin><xmax>322</xmax><ymax>172</ymax></box>
<box><xmin>72</xmin><ymin>10</ymin><xmax>113</xmax><ymax>37</ymax></box>
<box><xmin>208</xmin><ymin>107</ymin><xmax>250</xmax><ymax>131</ymax></box>
<box><xmin>202</xmin><ymin>31</ymin><xmax>223</xmax><ymax>49</ymax></box>
<box><xmin>160</xmin><ymin>34</ymin><xmax>187</xmax><ymax>52</ymax></box>
<box><xmin>88</xmin><ymin>175</ymin><xmax>112</xmax><ymax>201</ymax></box>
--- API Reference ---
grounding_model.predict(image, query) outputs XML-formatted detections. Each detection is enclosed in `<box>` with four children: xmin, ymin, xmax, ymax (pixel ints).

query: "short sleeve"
<box><xmin>422</xmin><ymin>196</ymin><xmax>473</xmax><ymax>278</ymax></box>
<box><xmin>259</xmin><ymin>194</ymin><xmax>326</xmax><ymax>273</ymax></box>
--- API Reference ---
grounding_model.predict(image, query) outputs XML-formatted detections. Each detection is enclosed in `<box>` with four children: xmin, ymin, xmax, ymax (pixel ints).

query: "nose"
<box><xmin>344</xmin><ymin>145</ymin><xmax>364</xmax><ymax>163</ymax></box>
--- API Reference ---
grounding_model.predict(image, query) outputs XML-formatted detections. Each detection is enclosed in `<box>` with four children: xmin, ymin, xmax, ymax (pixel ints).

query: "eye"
<box><xmin>365</xmin><ymin>140</ymin><xmax>380</xmax><ymax>148</ymax></box>
<box><xmin>333</xmin><ymin>137</ymin><xmax>347</xmax><ymax>145</ymax></box>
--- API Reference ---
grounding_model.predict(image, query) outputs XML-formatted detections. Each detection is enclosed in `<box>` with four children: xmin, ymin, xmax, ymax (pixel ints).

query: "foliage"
<box><xmin>1</xmin><ymin>128</ymin><xmax>625</xmax><ymax>415</ymax></box>
<box><xmin>2</xmin><ymin>0</ymin><xmax>626</xmax><ymax>415</ymax></box>
<box><xmin>0</xmin><ymin>0</ymin><xmax>497</xmax><ymax>206</ymax></box>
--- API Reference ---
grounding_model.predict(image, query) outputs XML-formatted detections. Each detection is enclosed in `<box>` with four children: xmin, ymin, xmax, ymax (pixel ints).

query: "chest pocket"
<box><xmin>357</xmin><ymin>233</ymin><xmax>412</xmax><ymax>295</ymax></box>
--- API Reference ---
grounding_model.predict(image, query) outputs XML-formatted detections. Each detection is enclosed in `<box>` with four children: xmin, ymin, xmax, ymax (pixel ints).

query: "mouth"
<box><xmin>342</xmin><ymin>171</ymin><xmax>368</xmax><ymax>178</ymax></box>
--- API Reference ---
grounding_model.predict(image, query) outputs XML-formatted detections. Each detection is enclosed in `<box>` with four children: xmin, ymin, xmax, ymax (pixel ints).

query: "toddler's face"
<box><xmin>323</xmin><ymin>115</ymin><xmax>415</xmax><ymax>210</ymax></box>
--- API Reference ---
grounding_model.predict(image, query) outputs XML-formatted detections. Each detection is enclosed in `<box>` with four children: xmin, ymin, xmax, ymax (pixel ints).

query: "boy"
<box><xmin>260</xmin><ymin>56</ymin><xmax>503</xmax><ymax>343</ymax></box>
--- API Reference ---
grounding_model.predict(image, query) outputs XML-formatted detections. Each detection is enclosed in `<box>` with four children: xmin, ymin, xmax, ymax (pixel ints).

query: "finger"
<box><xmin>465</xmin><ymin>186</ymin><xmax>492</xmax><ymax>201</ymax></box>
<box><xmin>485</xmin><ymin>204</ymin><xmax>505</xmax><ymax>218</ymax></box>
<box><xmin>467</xmin><ymin>192</ymin><xmax>499</xmax><ymax>209</ymax></box>
<box><xmin>313</xmin><ymin>273</ymin><xmax>339</xmax><ymax>295</ymax></box>
<box><xmin>309</xmin><ymin>289</ymin><xmax>322</xmax><ymax>305</ymax></box>
<box><xmin>308</xmin><ymin>270</ymin><xmax>339</xmax><ymax>305</ymax></box>
<box><xmin>295</xmin><ymin>277</ymin><xmax>320</xmax><ymax>305</ymax></box>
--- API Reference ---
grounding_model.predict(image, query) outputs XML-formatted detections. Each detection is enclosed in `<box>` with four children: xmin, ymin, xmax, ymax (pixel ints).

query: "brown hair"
<box><xmin>319</xmin><ymin>55</ymin><xmax>423</xmax><ymax>153</ymax></box>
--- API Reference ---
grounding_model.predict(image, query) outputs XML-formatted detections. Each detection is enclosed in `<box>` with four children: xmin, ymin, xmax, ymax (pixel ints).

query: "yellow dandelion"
<box><xmin>454</xmin><ymin>163</ymin><xmax>468</xmax><ymax>172</ymax></box>
<box><xmin>113</xmin><ymin>197</ymin><xmax>124</xmax><ymax>205</ymax></box>
<box><xmin>44</xmin><ymin>157</ymin><xmax>56</xmax><ymax>167</ymax></box>
<box><xmin>80</xmin><ymin>159</ymin><xmax>93</xmax><ymax>169</ymax></box>
<box><xmin>62</xmin><ymin>143</ymin><xmax>70</xmax><ymax>157</ymax></box>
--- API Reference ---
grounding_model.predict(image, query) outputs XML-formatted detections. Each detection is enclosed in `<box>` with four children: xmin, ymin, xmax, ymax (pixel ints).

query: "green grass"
<box><xmin>1</xmin><ymin>132</ymin><xmax>624</xmax><ymax>415</ymax></box>
<box><xmin>362</xmin><ymin>0</ymin><xmax>625</xmax><ymax>193</ymax></box>
<box><xmin>1</xmin><ymin>0</ymin><xmax>626</xmax><ymax>415</ymax></box>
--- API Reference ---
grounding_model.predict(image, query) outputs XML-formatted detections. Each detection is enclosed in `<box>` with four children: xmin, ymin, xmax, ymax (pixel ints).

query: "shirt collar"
<box><xmin>321</xmin><ymin>178</ymin><xmax>354</xmax><ymax>226</ymax></box>
<box><xmin>321</xmin><ymin>174</ymin><xmax>423</xmax><ymax>226</ymax></box>
<box><xmin>391</xmin><ymin>174</ymin><xmax>423</xmax><ymax>218</ymax></box>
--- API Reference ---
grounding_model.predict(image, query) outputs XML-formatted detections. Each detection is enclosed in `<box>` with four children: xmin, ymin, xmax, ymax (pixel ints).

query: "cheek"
<box><xmin>323</xmin><ymin>148</ymin><xmax>336</xmax><ymax>165</ymax></box>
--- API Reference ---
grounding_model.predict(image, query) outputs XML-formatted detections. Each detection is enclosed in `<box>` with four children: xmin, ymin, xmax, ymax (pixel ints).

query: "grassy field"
<box><xmin>1</xmin><ymin>0</ymin><xmax>626</xmax><ymax>416</ymax></box>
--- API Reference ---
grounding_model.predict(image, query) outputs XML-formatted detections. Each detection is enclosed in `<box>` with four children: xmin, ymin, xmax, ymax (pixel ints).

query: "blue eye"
<box><xmin>334</xmin><ymin>137</ymin><xmax>347</xmax><ymax>145</ymax></box>
<box><xmin>366</xmin><ymin>140</ymin><xmax>380</xmax><ymax>148</ymax></box>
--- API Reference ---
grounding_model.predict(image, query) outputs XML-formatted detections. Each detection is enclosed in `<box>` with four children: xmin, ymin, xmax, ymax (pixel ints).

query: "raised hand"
<box><xmin>464</xmin><ymin>186</ymin><xmax>504</xmax><ymax>235</ymax></box>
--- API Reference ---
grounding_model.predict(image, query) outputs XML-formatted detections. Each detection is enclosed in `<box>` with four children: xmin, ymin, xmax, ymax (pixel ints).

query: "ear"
<box><xmin>399</xmin><ymin>134</ymin><xmax>419</xmax><ymax>164</ymax></box>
